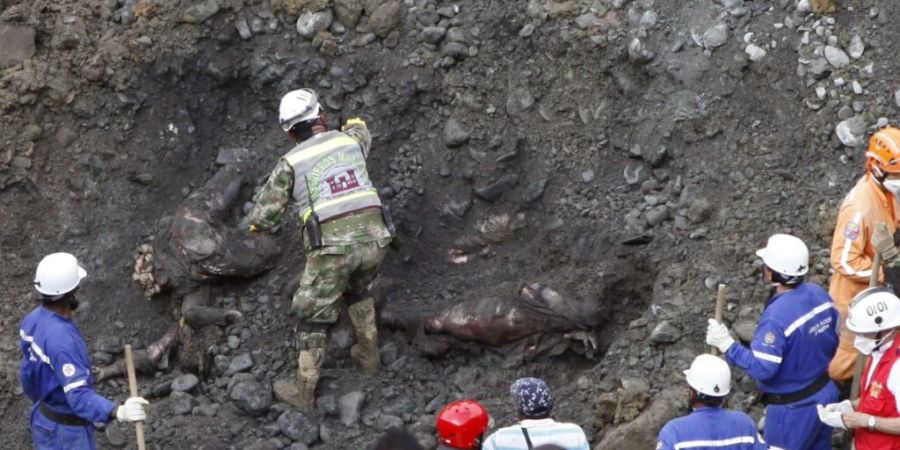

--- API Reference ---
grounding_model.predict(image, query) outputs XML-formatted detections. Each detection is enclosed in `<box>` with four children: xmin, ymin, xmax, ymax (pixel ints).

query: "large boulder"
<box><xmin>595</xmin><ymin>388</ymin><xmax>687</xmax><ymax>449</ymax></box>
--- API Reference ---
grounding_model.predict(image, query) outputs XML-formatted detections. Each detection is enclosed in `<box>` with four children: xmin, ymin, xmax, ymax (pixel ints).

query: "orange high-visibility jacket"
<box><xmin>828</xmin><ymin>174</ymin><xmax>900</xmax><ymax>380</ymax></box>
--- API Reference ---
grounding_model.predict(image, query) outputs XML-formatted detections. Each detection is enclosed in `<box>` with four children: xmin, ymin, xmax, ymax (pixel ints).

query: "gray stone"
<box><xmin>452</xmin><ymin>366</ymin><xmax>479</xmax><ymax>391</ymax></box>
<box><xmin>226</xmin><ymin>353</ymin><xmax>254</xmax><ymax>376</ymax></box>
<box><xmin>642</xmin><ymin>146</ymin><xmax>667</xmax><ymax>166</ymax></box>
<box><xmin>52</xmin><ymin>16</ymin><xmax>87</xmax><ymax>51</ymax></box>
<box><xmin>650</xmin><ymin>321</ymin><xmax>681</xmax><ymax>344</ymax></box>
<box><xmin>317</xmin><ymin>394</ymin><xmax>338</xmax><ymax>416</ymax></box>
<box><xmin>645</xmin><ymin>205</ymin><xmax>671</xmax><ymax>226</ymax></box>
<box><xmin>375</xmin><ymin>414</ymin><xmax>405</xmax><ymax>430</ymax></box>
<box><xmin>824</xmin><ymin>46</ymin><xmax>850</xmax><ymax>69</ymax></box>
<box><xmin>296</xmin><ymin>9</ymin><xmax>333</xmax><ymax>39</ymax></box>
<box><xmin>171</xmin><ymin>391</ymin><xmax>194</xmax><ymax>415</ymax></box>
<box><xmin>701</xmin><ymin>22</ymin><xmax>728</xmax><ymax>49</ymax></box>
<box><xmin>443</xmin><ymin>119</ymin><xmax>470</xmax><ymax>148</ymax></box>
<box><xmin>807</xmin><ymin>58</ymin><xmax>831</xmax><ymax>79</ymax></box>
<box><xmin>368</xmin><ymin>1</ymin><xmax>403</xmax><ymax>38</ymax></box>
<box><xmin>624</xmin><ymin>162</ymin><xmax>649</xmax><ymax>186</ymax></box>
<box><xmin>0</xmin><ymin>25</ymin><xmax>36</xmax><ymax>68</ymax></box>
<box><xmin>581</xmin><ymin>170</ymin><xmax>595</xmax><ymax>183</ymax></box>
<box><xmin>523</xmin><ymin>178</ymin><xmax>548</xmax><ymax>202</ymax></box>
<box><xmin>441</xmin><ymin>42</ymin><xmax>468</xmax><ymax>60</ymax></box>
<box><xmin>230</xmin><ymin>381</ymin><xmax>272</xmax><ymax>417</ymax></box>
<box><xmin>278</xmin><ymin>409</ymin><xmax>319</xmax><ymax>444</ymax></box>
<box><xmin>574</xmin><ymin>13</ymin><xmax>597</xmax><ymax>30</ymax></box>
<box><xmin>422</xmin><ymin>26</ymin><xmax>446</xmax><ymax>44</ymax></box>
<box><xmin>848</xmin><ymin>35</ymin><xmax>864</xmax><ymax>59</ymax></box>
<box><xmin>474</xmin><ymin>174</ymin><xmax>518</xmax><ymax>202</ymax></box>
<box><xmin>236</xmin><ymin>18</ymin><xmax>253</xmax><ymax>40</ymax></box>
<box><xmin>447</xmin><ymin>198</ymin><xmax>471</xmax><ymax>217</ymax></box>
<box><xmin>745</xmin><ymin>44</ymin><xmax>766</xmax><ymax>62</ymax></box>
<box><xmin>687</xmin><ymin>198</ymin><xmax>713</xmax><ymax>223</ymax></box>
<box><xmin>180</xmin><ymin>0</ymin><xmax>220</xmax><ymax>24</ymax></box>
<box><xmin>171</xmin><ymin>374</ymin><xmax>200</xmax><ymax>392</ymax></box>
<box><xmin>895</xmin><ymin>89</ymin><xmax>900</xmax><ymax>109</ymax></box>
<box><xmin>506</xmin><ymin>86</ymin><xmax>536</xmax><ymax>116</ymax></box>
<box><xmin>519</xmin><ymin>24</ymin><xmax>535</xmax><ymax>37</ymax></box>
<box><xmin>339</xmin><ymin>391</ymin><xmax>366</xmax><ymax>426</ymax></box>
<box><xmin>334</xmin><ymin>0</ymin><xmax>363</xmax><ymax>28</ymax></box>
<box><xmin>836</xmin><ymin>116</ymin><xmax>867</xmax><ymax>147</ymax></box>
<box><xmin>379</xmin><ymin>342</ymin><xmax>399</xmax><ymax>366</ymax></box>
<box><xmin>194</xmin><ymin>403</ymin><xmax>219</xmax><ymax>417</ymax></box>
<box><xmin>105</xmin><ymin>422</ymin><xmax>128</xmax><ymax>447</ymax></box>
<box><xmin>733</xmin><ymin>320</ymin><xmax>757</xmax><ymax>342</ymax></box>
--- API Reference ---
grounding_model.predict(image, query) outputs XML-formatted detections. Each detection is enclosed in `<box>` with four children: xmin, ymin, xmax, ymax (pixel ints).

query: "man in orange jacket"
<box><xmin>829</xmin><ymin>127</ymin><xmax>900</xmax><ymax>382</ymax></box>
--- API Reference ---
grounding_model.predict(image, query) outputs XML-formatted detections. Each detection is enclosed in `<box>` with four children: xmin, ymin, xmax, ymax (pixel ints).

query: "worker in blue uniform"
<box><xmin>657</xmin><ymin>354</ymin><xmax>766</xmax><ymax>450</ymax></box>
<box><xmin>706</xmin><ymin>234</ymin><xmax>840</xmax><ymax>450</ymax></box>
<box><xmin>20</xmin><ymin>252</ymin><xmax>149</xmax><ymax>449</ymax></box>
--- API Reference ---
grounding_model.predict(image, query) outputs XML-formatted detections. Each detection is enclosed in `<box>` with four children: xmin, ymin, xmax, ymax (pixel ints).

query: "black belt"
<box><xmin>761</xmin><ymin>372</ymin><xmax>831</xmax><ymax>405</ymax></box>
<box><xmin>39</xmin><ymin>402</ymin><xmax>89</xmax><ymax>427</ymax></box>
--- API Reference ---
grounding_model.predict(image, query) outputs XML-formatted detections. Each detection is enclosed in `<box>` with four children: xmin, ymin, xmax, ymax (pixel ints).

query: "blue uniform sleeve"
<box><xmin>47</xmin><ymin>340</ymin><xmax>116</xmax><ymax>424</ymax></box>
<box><xmin>725</xmin><ymin>318</ymin><xmax>785</xmax><ymax>382</ymax></box>
<box><xmin>655</xmin><ymin>423</ymin><xmax>676</xmax><ymax>450</ymax></box>
<box><xmin>19</xmin><ymin>340</ymin><xmax>40</xmax><ymax>402</ymax></box>
<box><xmin>755</xmin><ymin>431</ymin><xmax>767</xmax><ymax>449</ymax></box>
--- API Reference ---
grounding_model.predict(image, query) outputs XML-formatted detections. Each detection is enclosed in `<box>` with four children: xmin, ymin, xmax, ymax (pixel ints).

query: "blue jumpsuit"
<box><xmin>19</xmin><ymin>307</ymin><xmax>115</xmax><ymax>450</ymax></box>
<box><xmin>657</xmin><ymin>407</ymin><xmax>767</xmax><ymax>450</ymax></box>
<box><xmin>725</xmin><ymin>283</ymin><xmax>839</xmax><ymax>450</ymax></box>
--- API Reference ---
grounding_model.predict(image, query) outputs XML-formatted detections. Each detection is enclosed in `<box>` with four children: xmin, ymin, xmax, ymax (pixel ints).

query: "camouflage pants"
<box><xmin>292</xmin><ymin>238</ymin><xmax>390</xmax><ymax>325</ymax></box>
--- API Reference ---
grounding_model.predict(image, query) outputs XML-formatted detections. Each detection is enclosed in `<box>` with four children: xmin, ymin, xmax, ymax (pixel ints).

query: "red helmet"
<box><xmin>436</xmin><ymin>400</ymin><xmax>489</xmax><ymax>449</ymax></box>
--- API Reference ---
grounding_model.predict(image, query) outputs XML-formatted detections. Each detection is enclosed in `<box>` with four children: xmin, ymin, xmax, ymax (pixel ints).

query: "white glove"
<box><xmin>116</xmin><ymin>397</ymin><xmax>149</xmax><ymax>423</ymax></box>
<box><xmin>822</xmin><ymin>399</ymin><xmax>854</xmax><ymax>414</ymax></box>
<box><xmin>706</xmin><ymin>318</ymin><xmax>735</xmax><ymax>353</ymax></box>
<box><xmin>817</xmin><ymin>404</ymin><xmax>847</xmax><ymax>430</ymax></box>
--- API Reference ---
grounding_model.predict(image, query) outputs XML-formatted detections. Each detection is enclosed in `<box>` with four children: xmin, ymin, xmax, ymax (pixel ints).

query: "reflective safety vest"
<box><xmin>856</xmin><ymin>336</ymin><xmax>900</xmax><ymax>450</ymax></box>
<box><xmin>283</xmin><ymin>130</ymin><xmax>382</xmax><ymax>224</ymax></box>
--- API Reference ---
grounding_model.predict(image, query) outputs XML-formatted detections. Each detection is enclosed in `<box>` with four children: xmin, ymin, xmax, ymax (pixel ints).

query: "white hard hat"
<box><xmin>755</xmin><ymin>233</ymin><xmax>809</xmax><ymax>277</ymax></box>
<box><xmin>847</xmin><ymin>287</ymin><xmax>900</xmax><ymax>334</ymax></box>
<box><xmin>34</xmin><ymin>252</ymin><xmax>87</xmax><ymax>298</ymax></box>
<box><xmin>684</xmin><ymin>354</ymin><xmax>731</xmax><ymax>397</ymax></box>
<box><xmin>279</xmin><ymin>89</ymin><xmax>320</xmax><ymax>131</ymax></box>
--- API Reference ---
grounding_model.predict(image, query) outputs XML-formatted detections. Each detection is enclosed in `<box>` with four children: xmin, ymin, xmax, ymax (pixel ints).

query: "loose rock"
<box><xmin>180</xmin><ymin>0</ymin><xmax>220</xmax><ymax>24</ymax></box>
<box><xmin>835</xmin><ymin>116</ymin><xmax>867</xmax><ymax>147</ymax></box>
<box><xmin>296</xmin><ymin>10</ymin><xmax>333</xmax><ymax>40</ymax></box>
<box><xmin>650</xmin><ymin>321</ymin><xmax>681</xmax><ymax>344</ymax></box>
<box><xmin>443</xmin><ymin>119</ymin><xmax>470</xmax><ymax>148</ymax></box>
<box><xmin>339</xmin><ymin>391</ymin><xmax>366</xmax><ymax>426</ymax></box>
<box><xmin>278</xmin><ymin>409</ymin><xmax>319</xmax><ymax>444</ymax></box>
<box><xmin>368</xmin><ymin>1</ymin><xmax>403</xmax><ymax>38</ymax></box>
<box><xmin>230</xmin><ymin>381</ymin><xmax>272</xmax><ymax>417</ymax></box>
<box><xmin>824</xmin><ymin>46</ymin><xmax>850</xmax><ymax>69</ymax></box>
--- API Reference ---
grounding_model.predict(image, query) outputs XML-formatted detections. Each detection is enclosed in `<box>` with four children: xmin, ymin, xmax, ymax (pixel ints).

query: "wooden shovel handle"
<box><xmin>124</xmin><ymin>345</ymin><xmax>146</xmax><ymax>450</ymax></box>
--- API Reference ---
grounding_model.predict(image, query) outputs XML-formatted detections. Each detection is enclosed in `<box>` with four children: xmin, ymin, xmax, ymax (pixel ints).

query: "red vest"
<box><xmin>856</xmin><ymin>337</ymin><xmax>900</xmax><ymax>450</ymax></box>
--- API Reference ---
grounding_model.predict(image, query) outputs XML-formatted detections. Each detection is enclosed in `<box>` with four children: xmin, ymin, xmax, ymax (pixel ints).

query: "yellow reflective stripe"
<box><xmin>302</xmin><ymin>189</ymin><xmax>379</xmax><ymax>222</ymax></box>
<box><xmin>283</xmin><ymin>136</ymin><xmax>358</xmax><ymax>166</ymax></box>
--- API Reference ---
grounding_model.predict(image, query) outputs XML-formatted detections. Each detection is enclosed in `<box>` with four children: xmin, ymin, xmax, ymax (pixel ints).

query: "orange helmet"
<box><xmin>436</xmin><ymin>400</ymin><xmax>489</xmax><ymax>449</ymax></box>
<box><xmin>866</xmin><ymin>127</ymin><xmax>900</xmax><ymax>174</ymax></box>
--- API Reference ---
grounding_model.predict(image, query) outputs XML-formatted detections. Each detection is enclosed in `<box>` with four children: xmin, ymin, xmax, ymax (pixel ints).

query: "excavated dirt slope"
<box><xmin>1</xmin><ymin>0</ymin><xmax>899</xmax><ymax>448</ymax></box>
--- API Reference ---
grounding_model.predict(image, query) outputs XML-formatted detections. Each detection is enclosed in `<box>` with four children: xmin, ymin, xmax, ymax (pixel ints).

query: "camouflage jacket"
<box><xmin>249</xmin><ymin>119</ymin><xmax>390</xmax><ymax>245</ymax></box>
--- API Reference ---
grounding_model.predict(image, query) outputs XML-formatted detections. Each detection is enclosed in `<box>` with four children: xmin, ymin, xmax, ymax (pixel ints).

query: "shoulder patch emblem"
<box><xmin>62</xmin><ymin>363</ymin><xmax>76</xmax><ymax>377</ymax></box>
<box><xmin>656</xmin><ymin>441</ymin><xmax>663</xmax><ymax>450</ymax></box>
<box><xmin>764</xmin><ymin>332</ymin><xmax>776</xmax><ymax>345</ymax></box>
<box><xmin>844</xmin><ymin>222</ymin><xmax>860</xmax><ymax>241</ymax></box>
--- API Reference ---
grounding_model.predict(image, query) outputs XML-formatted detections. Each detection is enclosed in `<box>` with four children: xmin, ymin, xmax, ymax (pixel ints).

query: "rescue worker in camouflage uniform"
<box><xmin>249</xmin><ymin>88</ymin><xmax>392</xmax><ymax>408</ymax></box>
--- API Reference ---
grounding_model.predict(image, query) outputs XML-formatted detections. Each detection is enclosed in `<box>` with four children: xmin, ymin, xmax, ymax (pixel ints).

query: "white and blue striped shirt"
<box><xmin>481</xmin><ymin>418</ymin><xmax>590</xmax><ymax>450</ymax></box>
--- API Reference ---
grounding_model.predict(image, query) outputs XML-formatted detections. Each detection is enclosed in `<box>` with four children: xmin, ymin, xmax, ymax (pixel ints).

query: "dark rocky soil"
<box><xmin>1</xmin><ymin>0</ymin><xmax>899</xmax><ymax>448</ymax></box>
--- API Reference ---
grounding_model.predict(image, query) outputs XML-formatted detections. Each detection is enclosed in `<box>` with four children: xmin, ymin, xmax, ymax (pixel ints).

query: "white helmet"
<box><xmin>34</xmin><ymin>252</ymin><xmax>87</xmax><ymax>299</ymax></box>
<box><xmin>279</xmin><ymin>89</ymin><xmax>320</xmax><ymax>131</ymax></box>
<box><xmin>755</xmin><ymin>233</ymin><xmax>809</xmax><ymax>277</ymax></box>
<box><xmin>846</xmin><ymin>287</ymin><xmax>900</xmax><ymax>334</ymax></box>
<box><xmin>684</xmin><ymin>354</ymin><xmax>731</xmax><ymax>397</ymax></box>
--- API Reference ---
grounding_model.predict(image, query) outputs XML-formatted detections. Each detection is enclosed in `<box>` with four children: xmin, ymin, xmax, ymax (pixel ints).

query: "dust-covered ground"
<box><xmin>1</xmin><ymin>0</ymin><xmax>900</xmax><ymax>448</ymax></box>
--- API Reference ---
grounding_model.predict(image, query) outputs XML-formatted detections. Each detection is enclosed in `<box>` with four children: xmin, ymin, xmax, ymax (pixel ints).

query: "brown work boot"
<box><xmin>274</xmin><ymin>347</ymin><xmax>324</xmax><ymax>409</ymax></box>
<box><xmin>348</xmin><ymin>298</ymin><xmax>380</xmax><ymax>377</ymax></box>
<box><xmin>809</xmin><ymin>0</ymin><xmax>837</xmax><ymax>14</ymax></box>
